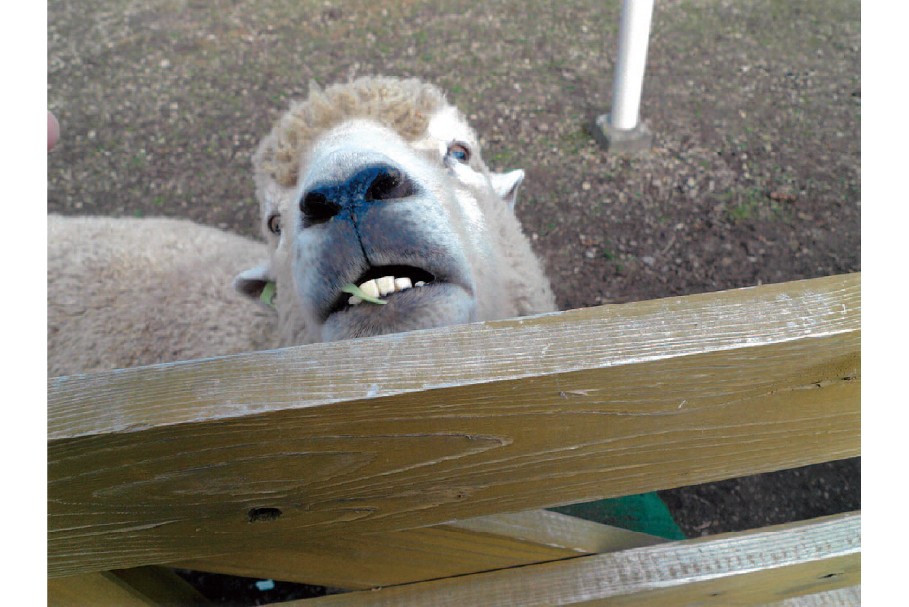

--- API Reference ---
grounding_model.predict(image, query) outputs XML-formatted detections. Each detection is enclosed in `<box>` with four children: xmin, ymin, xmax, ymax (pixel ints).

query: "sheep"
<box><xmin>47</xmin><ymin>214</ymin><xmax>277</xmax><ymax>375</ymax></box>
<box><xmin>47</xmin><ymin>76</ymin><xmax>556</xmax><ymax>377</ymax></box>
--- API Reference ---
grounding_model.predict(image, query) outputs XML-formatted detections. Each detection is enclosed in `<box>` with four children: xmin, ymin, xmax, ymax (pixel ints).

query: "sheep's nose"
<box><xmin>300</xmin><ymin>163</ymin><xmax>418</xmax><ymax>227</ymax></box>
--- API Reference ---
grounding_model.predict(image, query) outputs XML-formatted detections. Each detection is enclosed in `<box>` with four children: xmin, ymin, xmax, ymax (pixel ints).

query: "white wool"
<box><xmin>47</xmin><ymin>215</ymin><xmax>276</xmax><ymax>376</ymax></box>
<box><xmin>48</xmin><ymin>77</ymin><xmax>556</xmax><ymax>376</ymax></box>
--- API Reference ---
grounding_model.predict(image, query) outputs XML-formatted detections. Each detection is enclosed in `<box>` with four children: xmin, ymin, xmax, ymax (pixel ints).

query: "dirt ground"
<box><xmin>48</xmin><ymin>0</ymin><xmax>860</xmax><ymax>602</ymax></box>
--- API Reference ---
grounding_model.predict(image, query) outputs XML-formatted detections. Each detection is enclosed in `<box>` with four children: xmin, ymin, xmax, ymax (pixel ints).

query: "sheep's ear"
<box><xmin>234</xmin><ymin>263</ymin><xmax>277</xmax><ymax>311</ymax></box>
<box><xmin>490</xmin><ymin>169</ymin><xmax>524</xmax><ymax>210</ymax></box>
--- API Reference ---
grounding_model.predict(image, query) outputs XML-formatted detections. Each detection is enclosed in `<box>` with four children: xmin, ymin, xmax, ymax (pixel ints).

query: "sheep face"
<box><xmin>237</xmin><ymin>79</ymin><xmax>553</xmax><ymax>345</ymax></box>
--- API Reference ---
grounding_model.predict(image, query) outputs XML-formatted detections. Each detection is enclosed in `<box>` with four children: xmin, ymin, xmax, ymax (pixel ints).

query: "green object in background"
<box><xmin>549</xmin><ymin>492</ymin><xmax>687</xmax><ymax>541</ymax></box>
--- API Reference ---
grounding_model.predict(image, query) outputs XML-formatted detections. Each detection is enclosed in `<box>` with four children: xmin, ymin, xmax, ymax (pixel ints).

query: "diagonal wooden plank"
<box><xmin>48</xmin><ymin>573</ymin><xmax>159</xmax><ymax>607</ymax></box>
<box><xmin>169</xmin><ymin>510</ymin><xmax>666</xmax><ymax>589</ymax></box>
<box><xmin>449</xmin><ymin>509</ymin><xmax>667</xmax><ymax>554</ymax></box>
<box><xmin>281</xmin><ymin>512</ymin><xmax>860</xmax><ymax>607</ymax></box>
<box><xmin>48</xmin><ymin>566</ymin><xmax>210</xmax><ymax>606</ymax></box>
<box><xmin>48</xmin><ymin>274</ymin><xmax>860</xmax><ymax>577</ymax></box>
<box><xmin>766</xmin><ymin>585</ymin><xmax>860</xmax><ymax>606</ymax></box>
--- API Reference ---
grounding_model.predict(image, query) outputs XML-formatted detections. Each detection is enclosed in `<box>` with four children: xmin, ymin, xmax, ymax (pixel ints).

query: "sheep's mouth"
<box><xmin>328</xmin><ymin>265</ymin><xmax>437</xmax><ymax>316</ymax></box>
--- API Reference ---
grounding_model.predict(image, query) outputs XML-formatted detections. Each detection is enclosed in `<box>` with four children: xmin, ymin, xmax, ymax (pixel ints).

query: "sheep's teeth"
<box><xmin>359</xmin><ymin>279</ymin><xmax>380</xmax><ymax>299</ymax></box>
<box><xmin>377</xmin><ymin>276</ymin><xmax>395</xmax><ymax>296</ymax></box>
<box><xmin>350</xmin><ymin>276</ymin><xmax>426</xmax><ymax>306</ymax></box>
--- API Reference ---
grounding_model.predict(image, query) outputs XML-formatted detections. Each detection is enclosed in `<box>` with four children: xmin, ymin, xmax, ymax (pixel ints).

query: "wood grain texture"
<box><xmin>767</xmin><ymin>585</ymin><xmax>860</xmax><ymax>606</ymax></box>
<box><xmin>48</xmin><ymin>573</ymin><xmax>158</xmax><ymax>607</ymax></box>
<box><xmin>286</xmin><ymin>512</ymin><xmax>860</xmax><ymax>607</ymax></box>
<box><xmin>48</xmin><ymin>566</ymin><xmax>210</xmax><ymax>606</ymax></box>
<box><xmin>48</xmin><ymin>274</ymin><xmax>860</xmax><ymax>577</ymax></box>
<box><xmin>170</xmin><ymin>510</ymin><xmax>666</xmax><ymax>589</ymax></box>
<box><xmin>448</xmin><ymin>509</ymin><xmax>666</xmax><ymax>555</ymax></box>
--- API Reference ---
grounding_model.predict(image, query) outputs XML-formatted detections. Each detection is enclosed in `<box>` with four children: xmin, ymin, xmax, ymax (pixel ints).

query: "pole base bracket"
<box><xmin>591</xmin><ymin>114</ymin><xmax>653</xmax><ymax>155</ymax></box>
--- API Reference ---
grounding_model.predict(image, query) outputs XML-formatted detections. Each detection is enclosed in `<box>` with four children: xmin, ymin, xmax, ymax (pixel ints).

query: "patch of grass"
<box><xmin>723</xmin><ymin>188</ymin><xmax>763</xmax><ymax>222</ymax></box>
<box><xmin>560</xmin><ymin>124</ymin><xmax>590</xmax><ymax>155</ymax></box>
<box><xmin>489</xmin><ymin>147</ymin><xmax>517</xmax><ymax>167</ymax></box>
<box><xmin>722</xmin><ymin>186</ymin><xmax>794</xmax><ymax>224</ymax></box>
<box><xmin>128</xmin><ymin>151</ymin><xmax>147</xmax><ymax>168</ymax></box>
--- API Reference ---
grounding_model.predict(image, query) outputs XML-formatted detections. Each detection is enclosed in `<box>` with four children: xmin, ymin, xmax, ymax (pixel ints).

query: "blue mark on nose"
<box><xmin>301</xmin><ymin>163</ymin><xmax>418</xmax><ymax>227</ymax></box>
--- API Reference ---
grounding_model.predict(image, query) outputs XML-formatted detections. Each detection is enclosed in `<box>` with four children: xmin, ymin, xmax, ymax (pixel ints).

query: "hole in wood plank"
<box><xmin>248</xmin><ymin>507</ymin><xmax>283</xmax><ymax>523</ymax></box>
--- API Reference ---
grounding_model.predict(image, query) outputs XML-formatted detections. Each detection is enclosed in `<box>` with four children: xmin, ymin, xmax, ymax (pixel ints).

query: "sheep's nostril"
<box><xmin>365</xmin><ymin>167</ymin><xmax>417</xmax><ymax>202</ymax></box>
<box><xmin>301</xmin><ymin>192</ymin><xmax>341</xmax><ymax>227</ymax></box>
<box><xmin>300</xmin><ymin>164</ymin><xmax>417</xmax><ymax>228</ymax></box>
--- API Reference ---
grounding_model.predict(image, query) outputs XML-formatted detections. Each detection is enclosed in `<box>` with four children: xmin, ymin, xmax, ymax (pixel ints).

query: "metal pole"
<box><xmin>611</xmin><ymin>0</ymin><xmax>655</xmax><ymax>129</ymax></box>
<box><xmin>592</xmin><ymin>0</ymin><xmax>655</xmax><ymax>154</ymax></box>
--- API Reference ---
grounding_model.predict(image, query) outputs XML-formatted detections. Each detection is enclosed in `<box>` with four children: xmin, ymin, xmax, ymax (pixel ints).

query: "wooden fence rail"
<box><xmin>48</xmin><ymin>273</ymin><xmax>860</xmax><ymax>604</ymax></box>
<box><xmin>299</xmin><ymin>512</ymin><xmax>861</xmax><ymax>607</ymax></box>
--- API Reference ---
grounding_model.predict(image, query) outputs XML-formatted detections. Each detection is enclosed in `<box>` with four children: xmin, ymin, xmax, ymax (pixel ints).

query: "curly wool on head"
<box><xmin>48</xmin><ymin>76</ymin><xmax>556</xmax><ymax>376</ymax></box>
<box><xmin>253</xmin><ymin>77</ymin><xmax>449</xmax><ymax>189</ymax></box>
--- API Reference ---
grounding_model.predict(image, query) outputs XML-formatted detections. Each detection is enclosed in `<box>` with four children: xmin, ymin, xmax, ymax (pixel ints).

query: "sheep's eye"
<box><xmin>267</xmin><ymin>213</ymin><xmax>282</xmax><ymax>235</ymax></box>
<box><xmin>446</xmin><ymin>142</ymin><xmax>471</xmax><ymax>164</ymax></box>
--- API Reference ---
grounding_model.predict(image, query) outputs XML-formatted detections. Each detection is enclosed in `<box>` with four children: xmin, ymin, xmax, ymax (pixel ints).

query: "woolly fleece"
<box><xmin>47</xmin><ymin>215</ymin><xmax>275</xmax><ymax>376</ymax></box>
<box><xmin>48</xmin><ymin>77</ymin><xmax>556</xmax><ymax>376</ymax></box>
